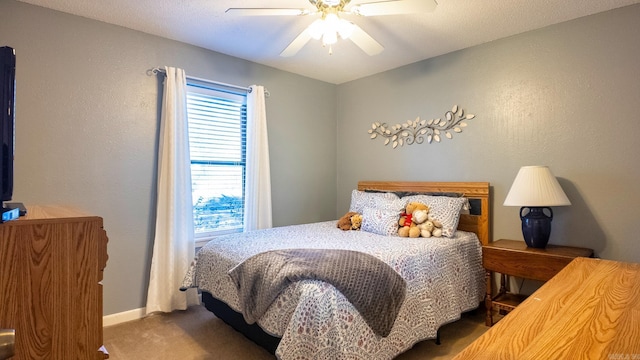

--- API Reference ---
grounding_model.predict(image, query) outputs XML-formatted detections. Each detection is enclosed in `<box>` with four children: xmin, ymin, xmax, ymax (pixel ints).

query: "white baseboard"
<box><xmin>103</xmin><ymin>307</ymin><xmax>146</xmax><ymax>327</ymax></box>
<box><xmin>103</xmin><ymin>293</ymin><xmax>202</xmax><ymax>327</ymax></box>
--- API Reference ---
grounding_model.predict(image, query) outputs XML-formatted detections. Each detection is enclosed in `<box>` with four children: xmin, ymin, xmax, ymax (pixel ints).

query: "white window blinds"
<box><xmin>186</xmin><ymin>83</ymin><xmax>247</xmax><ymax>238</ymax></box>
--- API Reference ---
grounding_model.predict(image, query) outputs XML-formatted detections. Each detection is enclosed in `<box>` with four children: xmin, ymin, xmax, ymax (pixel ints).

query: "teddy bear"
<box><xmin>417</xmin><ymin>214</ymin><xmax>444</xmax><ymax>238</ymax></box>
<box><xmin>398</xmin><ymin>224</ymin><xmax>420</xmax><ymax>238</ymax></box>
<box><xmin>337</xmin><ymin>211</ymin><xmax>359</xmax><ymax>231</ymax></box>
<box><xmin>412</xmin><ymin>208</ymin><xmax>429</xmax><ymax>224</ymax></box>
<box><xmin>398</xmin><ymin>202</ymin><xmax>429</xmax><ymax>238</ymax></box>
<box><xmin>398</xmin><ymin>202</ymin><xmax>429</xmax><ymax>226</ymax></box>
<box><xmin>350</xmin><ymin>213</ymin><xmax>363</xmax><ymax>230</ymax></box>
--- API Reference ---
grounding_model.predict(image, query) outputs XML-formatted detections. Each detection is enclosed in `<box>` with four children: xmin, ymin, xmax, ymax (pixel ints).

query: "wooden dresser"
<box><xmin>0</xmin><ymin>205</ymin><xmax>109</xmax><ymax>359</ymax></box>
<box><xmin>453</xmin><ymin>257</ymin><xmax>640</xmax><ymax>359</ymax></box>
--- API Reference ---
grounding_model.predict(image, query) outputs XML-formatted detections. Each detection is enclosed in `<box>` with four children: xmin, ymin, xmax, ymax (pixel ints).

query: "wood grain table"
<box><xmin>483</xmin><ymin>239</ymin><xmax>593</xmax><ymax>326</ymax></box>
<box><xmin>453</xmin><ymin>257</ymin><xmax>640</xmax><ymax>359</ymax></box>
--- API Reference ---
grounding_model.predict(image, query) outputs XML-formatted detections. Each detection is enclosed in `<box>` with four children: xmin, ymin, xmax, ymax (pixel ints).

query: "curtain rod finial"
<box><xmin>148</xmin><ymin>67</ymin><xmax>165</xmax><ymax>76</ymax></box>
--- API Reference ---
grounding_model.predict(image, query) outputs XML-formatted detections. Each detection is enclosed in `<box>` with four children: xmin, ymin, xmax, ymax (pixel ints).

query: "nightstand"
<box><xmin>483</xmin><ymin>239</ymin><xmax>593</xmax><ymax>326</ymax></box>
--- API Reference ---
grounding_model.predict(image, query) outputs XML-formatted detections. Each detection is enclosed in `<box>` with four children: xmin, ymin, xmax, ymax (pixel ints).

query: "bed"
<box><xmin>181</xmin><ymin>181</ymin><xmax>491</xmax><ymax>359</ymax></box>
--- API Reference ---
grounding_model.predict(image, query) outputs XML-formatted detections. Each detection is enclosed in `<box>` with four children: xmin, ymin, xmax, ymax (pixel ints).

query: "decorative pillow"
<box><xmin>371</xmin><ymin>196</ymin><xmax>407</xmax><ymax>212</ymax></box>
<box><xmin>361</xmin><ymin>206</ymin><xmax>401</xmax><ymax>236</ymax></box>
<box><xmin>402</xmin><ymin>195</ymin><xmax>467</xmax><ymax>237</ymax></box>
<box><xmin>348</xmin><ymin>190</ymin><xmax>399</xmax><ymax>214</ymax></box>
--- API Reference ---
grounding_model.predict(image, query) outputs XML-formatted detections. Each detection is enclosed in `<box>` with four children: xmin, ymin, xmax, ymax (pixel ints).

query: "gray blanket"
<box><xmin>228</xmin><ymin>248</ymin><xmax>406</xmax><ymax>337</ymax></box>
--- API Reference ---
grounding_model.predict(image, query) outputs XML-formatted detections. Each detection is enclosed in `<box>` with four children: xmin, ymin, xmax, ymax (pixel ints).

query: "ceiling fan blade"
<box><xmin>225</xmin><ymin>8</ymin><xmax>310</xmax><ymax>16</ymax></box>
<box><xmin>280</xmin><ymin>29</ymin><xmax>313</xmax><ymax>57</ymax></box>
<box><xmin>349</xmin><ymin>24</ymin><xmax>384</xmax><ymax>56</ymax></box>
<box><xmin>351</xmin><ymin>0</ymin><xmax>437</xmax><ymax>16</ymax></box>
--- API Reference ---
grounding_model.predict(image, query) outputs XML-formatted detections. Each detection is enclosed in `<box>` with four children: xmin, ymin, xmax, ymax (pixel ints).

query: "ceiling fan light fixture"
<box><xmin>308</xmin><ymin>13</ymin><xmax>354</xmax><ymax>47</ymax></box>
<box><xmin>323</xmin><ymin>30</ymin><xmax>338</xmax><ymax>45</ymax></box>
<box><xmin>308</xmin><ymin>19</ymin><xmax>326</xmax><ymax>40</ymax></box>
<box><xmin>322</xmin><ymin>0</ymin><xmax>342</xmax><ymax>6</ymax></box>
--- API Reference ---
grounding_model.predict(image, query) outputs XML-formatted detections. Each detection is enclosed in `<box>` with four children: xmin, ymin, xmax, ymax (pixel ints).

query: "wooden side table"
<box><xmin>483</xmin><ymin>239</ymin><xmax>593</xmax><ymax>326</ymax></box>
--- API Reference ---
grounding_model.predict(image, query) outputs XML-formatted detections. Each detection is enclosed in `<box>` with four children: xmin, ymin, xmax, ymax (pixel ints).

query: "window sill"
<box><xmin>195</xmin><ymin>229</ymin><xmax>242</xmax><ymax>248</ymax></box>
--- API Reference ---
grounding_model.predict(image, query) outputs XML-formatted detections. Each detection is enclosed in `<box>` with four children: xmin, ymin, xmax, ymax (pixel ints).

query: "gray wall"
<box><xmin>337</xmin><ymin>5</ymin><xmax>640</xmax><ymax>264</ymax></box>
<box><xmin>0</xmin><ymin>0</ymin><xmax>337</xmax><ymax>315</ymax></box>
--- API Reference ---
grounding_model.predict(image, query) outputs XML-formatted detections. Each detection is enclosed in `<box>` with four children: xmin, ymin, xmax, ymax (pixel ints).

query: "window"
<box><xmin>186</xmin><ymin>81</ymin><xmax>247</xmax><ymax>241</ymax></box>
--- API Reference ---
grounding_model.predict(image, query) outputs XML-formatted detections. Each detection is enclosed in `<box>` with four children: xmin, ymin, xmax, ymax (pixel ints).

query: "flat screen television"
<box><xmin>0</xmin><ymin>46</ymin><xmax>16</xmax><ymax>205</ymax></box>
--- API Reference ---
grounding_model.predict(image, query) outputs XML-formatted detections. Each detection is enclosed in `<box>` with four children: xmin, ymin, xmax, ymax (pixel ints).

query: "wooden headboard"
<box><xmin>357</xmin><ymin>181</ymin><xmax>491</xmax><ymax>246</ymax></box>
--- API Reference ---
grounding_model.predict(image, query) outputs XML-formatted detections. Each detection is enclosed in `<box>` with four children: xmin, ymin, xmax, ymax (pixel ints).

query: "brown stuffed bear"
<box><xmin>350</xmin><ymin>213</ymin><xmax>363</xmax><ymax>230</ymax></box>
<box><xmin>398</xmin><ymin>202</ymin><xmax>430</xmax><ymax>238</ymax></box>
<box><xmin>337</xmin><ymin>211</ymin><xmax>359</xmax><ymax>231</ymax></box>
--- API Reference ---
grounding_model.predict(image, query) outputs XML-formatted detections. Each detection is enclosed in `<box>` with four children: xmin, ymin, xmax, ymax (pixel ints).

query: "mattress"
<box><xmin>181</xmin><ymin>220</ymin><xmax>484</xmax><ymax>359</ymax></box>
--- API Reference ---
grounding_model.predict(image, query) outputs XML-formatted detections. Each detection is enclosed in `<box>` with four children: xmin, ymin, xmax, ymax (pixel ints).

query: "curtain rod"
<box><xmin>149</xmin><ymin>67</ymin><xmax>270</xmax><ymax>96</ymax></box>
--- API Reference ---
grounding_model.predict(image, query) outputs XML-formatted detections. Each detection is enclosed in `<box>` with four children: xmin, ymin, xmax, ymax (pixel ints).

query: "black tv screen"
<box><xmin>0</xmin><ymin>46</ymin><xmax>15</xmax><ymax>202</ymax></box>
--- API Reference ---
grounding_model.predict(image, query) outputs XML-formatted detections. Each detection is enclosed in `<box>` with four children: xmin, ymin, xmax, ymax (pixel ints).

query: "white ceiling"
<box><xmin>16</xmin><ymin>0</ymin><xmax>640</xmax><ymax>84</ymax></box>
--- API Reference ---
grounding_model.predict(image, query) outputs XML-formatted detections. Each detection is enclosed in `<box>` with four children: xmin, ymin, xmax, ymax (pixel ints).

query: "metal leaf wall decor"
<box><xmin>368</xmin><ymin>105</ymin><xmax>475</xmax><ymax>148</ymax></box>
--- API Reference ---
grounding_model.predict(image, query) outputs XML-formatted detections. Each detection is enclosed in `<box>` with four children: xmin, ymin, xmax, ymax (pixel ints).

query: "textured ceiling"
<box><xmin>16</xmin><ymin>0</ymin><xmax>640</xmax><ymax>84</ymax></box>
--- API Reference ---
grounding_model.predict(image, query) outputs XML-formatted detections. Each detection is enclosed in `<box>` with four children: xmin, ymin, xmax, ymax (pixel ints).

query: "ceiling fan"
<box><xmin>226</xmin><ymin>0</ymin><xmax>437</xmax><ymax>56</ymax></box>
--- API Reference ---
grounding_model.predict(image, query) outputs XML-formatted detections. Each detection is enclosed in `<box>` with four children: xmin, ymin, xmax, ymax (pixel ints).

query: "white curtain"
<box><xmin>244</xmin><ymin>85</ymin><xmax>272</xmax><ymax>231</ymax></box>
<box><xmin>146</xmin><ymin>66</ymin><xmax>199</xmax><ymax>314</ymax></box>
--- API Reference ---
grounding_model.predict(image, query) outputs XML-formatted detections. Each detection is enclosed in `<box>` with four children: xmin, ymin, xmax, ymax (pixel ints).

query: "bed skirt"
<box><xmin>201</xmin><ymin>291</ymin><xmax>281</xmax><ymax>354</ymax></box>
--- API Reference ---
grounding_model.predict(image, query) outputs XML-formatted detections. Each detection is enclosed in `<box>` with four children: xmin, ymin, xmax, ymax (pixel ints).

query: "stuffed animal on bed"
<box><xmin>350</xmin><ymin>213</ymin><xmax>363</xmax><ymax>230</ymax></box>
<box><xmin>397</xmin><ymin>202</ymin><xmax>429</xmax><ymax>238</ymax></box>
<box><xmin>337</xmin><ymin>211</ymin><xmax>360</xmax><ymax>231</ymax></box>
<box><xmin>412</xmin><ymin>209</ymin><xmax>429</xmax><ymax>224</ymax></box>
<box><xmin>417</xmin><ymin>214</ymin><xmax>444</xmax><ymax>238</ymax></box>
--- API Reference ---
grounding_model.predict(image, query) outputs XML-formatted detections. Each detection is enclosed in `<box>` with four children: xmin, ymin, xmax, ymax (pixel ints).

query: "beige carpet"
<box><xmin>103</xmin><ymin>305</ymin><xmax>489</xmax><ymax>359</ymax></box>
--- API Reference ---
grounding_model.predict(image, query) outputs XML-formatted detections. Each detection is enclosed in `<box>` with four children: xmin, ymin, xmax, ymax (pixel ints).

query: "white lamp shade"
<box><xmin>503</xmin><ymin>166</ymin><xmax>571</xmax><ymax>207</ymax></box>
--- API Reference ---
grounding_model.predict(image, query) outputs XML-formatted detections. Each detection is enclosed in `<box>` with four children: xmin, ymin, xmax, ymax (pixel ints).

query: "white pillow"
<box><xmin>361</xmin><ymin>206</ymin><xmax>402</xmax><ymax>236</ymax></box>
<box><xmin>348</xmin><ymin>190</ymin><xmax>399</xmax><ymax>214</ymax></box>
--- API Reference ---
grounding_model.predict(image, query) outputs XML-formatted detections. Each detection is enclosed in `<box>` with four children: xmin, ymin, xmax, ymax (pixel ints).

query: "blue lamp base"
<box><xmin>520</xmin><ymin>207</ymin><xmax>553</xmax><ymax>248</ymax></box>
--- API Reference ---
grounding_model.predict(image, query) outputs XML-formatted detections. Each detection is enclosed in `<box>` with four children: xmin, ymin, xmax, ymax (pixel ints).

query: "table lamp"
<box><xmin>503</xmin><ymin>166</ymin><xmax>571</xmax><ymax>248</ymax></box>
